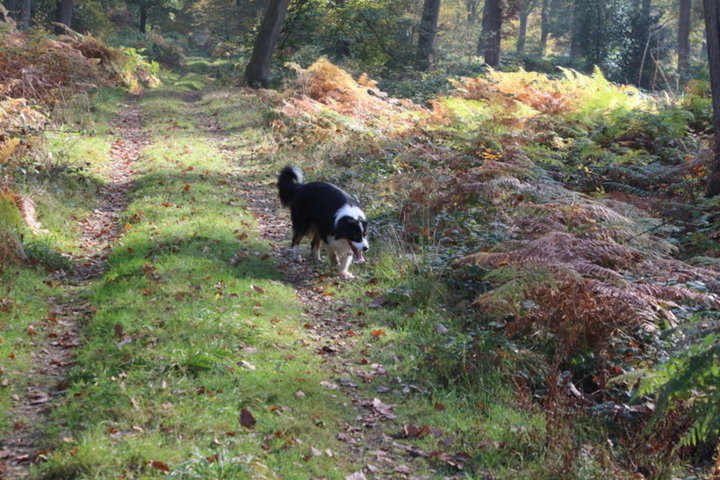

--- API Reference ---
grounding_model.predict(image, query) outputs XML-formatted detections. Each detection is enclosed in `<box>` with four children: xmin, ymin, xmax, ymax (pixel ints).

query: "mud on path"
<box><xmin>0</xmin><ymin>99</ymin><xmax>147</xmax><ymax>479</ymax></box>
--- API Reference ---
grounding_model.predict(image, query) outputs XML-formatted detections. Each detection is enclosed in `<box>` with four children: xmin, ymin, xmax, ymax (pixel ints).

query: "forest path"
<box><xmin>191</xmin><ymin>89</ymin><xmax>441</xmax><ymax>479</ymax></box>
<box><xmin>0</xmin><ymin>99</ymin><xmax>146</xmax><ymax>478</ymax></box>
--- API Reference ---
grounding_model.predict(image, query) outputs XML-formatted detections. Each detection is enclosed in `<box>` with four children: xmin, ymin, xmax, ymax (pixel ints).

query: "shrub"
<box><xmin>143</xmin><ymin>33</ymin><xmax>184</xmax><ymax>68</ymax></box>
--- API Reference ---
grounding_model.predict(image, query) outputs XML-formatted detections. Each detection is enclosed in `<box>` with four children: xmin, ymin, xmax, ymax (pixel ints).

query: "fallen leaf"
<box><xmin>240</xmin><ymin>408</ymin><xmax>256</xmax><ymax>429</ymax></box>
<box><xmin>371</xmin><ymin>398</ymin><xmax>396</xmax><ymax>418</ymax></box>
<box><xmin>28</xmin><ymin>392</ymin><xmax>52</xmax><ymax>405</ymax></box>
<box><xmin>402</xmin><ymin>424</ymin><xmax>430</xmax><ymax>438</ymax></box>
<box><xmin>240</xmin><ymin>360</ymin><xmax>256</xmax><ymax>370</ymax></box>
<box><xmin>149</xmin><ymin>460</ymin><xmax>170</xmax><ymax>472</ymax></box>
<box><xmin>114</xmin><ymin>323</ymin><xmax>124</xmax><ymax>339</ymax></box>
<box><xmin>370</xmin><ymin>329</ymin><xmax>386</xmax><ymax>337</ymax></box>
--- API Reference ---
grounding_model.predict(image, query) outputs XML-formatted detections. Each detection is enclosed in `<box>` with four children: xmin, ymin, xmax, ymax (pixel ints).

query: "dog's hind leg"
<box><xmin>311</xmin><ymin>234</ymin><xmax>322</xmax><ymax>262</ymax></box>
<box><xmin>290</xmin><ymin>230</ymin><xmax>306</xmax><ymax>262</ymax></box>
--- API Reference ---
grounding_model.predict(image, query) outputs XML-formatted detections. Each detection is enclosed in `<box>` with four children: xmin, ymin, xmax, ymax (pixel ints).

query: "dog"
<box><xmin>277</xmin><ymin>166</ymin><xmax>369</xmax><ymax>278</ymax></box>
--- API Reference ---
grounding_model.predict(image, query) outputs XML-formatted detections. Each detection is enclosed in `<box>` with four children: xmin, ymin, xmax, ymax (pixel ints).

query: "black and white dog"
<box><xmin>277</xmin><ymin>166</ymin><xmax>369</xmax><ymax>278</ymax></box>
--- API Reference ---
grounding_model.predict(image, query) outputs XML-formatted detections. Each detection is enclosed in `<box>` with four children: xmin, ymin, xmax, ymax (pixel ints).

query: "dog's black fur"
<box><xmin>277</xmin><ymin>166</ymin><xmax>368</xmax><ymax>277</ymax></box>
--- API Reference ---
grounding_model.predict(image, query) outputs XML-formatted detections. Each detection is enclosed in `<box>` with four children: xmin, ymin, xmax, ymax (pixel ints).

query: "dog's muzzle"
<box><xmin>350</xmin><ymin>240</ymin><xmax>369</xmax><ymax>263</ymax></box>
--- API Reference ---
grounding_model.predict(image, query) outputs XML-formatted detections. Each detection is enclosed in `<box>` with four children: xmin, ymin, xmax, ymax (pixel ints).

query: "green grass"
<box><xmin>35</xmin><ymin>83</ymin><xmax>371</xmax><ymax>480</ymax></box>
<box><xmin>0</xmin><ymin>267</ymin><xmax>63</xmax><ymax>434</ymax></box>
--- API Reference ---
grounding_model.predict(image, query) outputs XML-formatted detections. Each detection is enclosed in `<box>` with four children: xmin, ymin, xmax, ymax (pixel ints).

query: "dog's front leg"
<box><xmin>337</xmin><ymin>253</ymin><xmax>354</xmax><ymax>279</ymax></box>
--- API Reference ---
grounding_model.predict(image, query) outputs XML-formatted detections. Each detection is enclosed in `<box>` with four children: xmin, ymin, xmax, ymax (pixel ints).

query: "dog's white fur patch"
<box><xmin>291</xmin><ymin>245</ymin><xmax>302</xmax><ymax>262</ymax></box>
<box><xmin>334</xmin><ymin>205</ymin><xmax>365</xmax><ymax>226</ymax></box>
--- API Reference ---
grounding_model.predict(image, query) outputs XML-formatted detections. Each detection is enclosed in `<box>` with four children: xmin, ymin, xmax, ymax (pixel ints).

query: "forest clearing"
<box><xmin>1</xmin><ymin>0</ymin><xmax>720</xmax><ymax>479</ymax></box>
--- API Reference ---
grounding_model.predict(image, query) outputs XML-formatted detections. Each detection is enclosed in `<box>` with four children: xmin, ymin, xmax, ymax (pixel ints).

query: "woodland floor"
<box><xmin>0</xmin><ymin>99</ymin><xmax>146</xmax><ymax>478</ymax></box>
<box><xmin>0</xmin><ymin>77</ymin><xmax>466</xmax><ymax>479</ymax></box>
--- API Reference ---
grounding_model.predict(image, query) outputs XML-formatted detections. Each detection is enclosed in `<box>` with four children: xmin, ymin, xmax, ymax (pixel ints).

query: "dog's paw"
<box><xmin>339</xmin><ymin>271</ymin><xmax>355</xmax><ymax>279</ymax></box>
<box><xmin>290</xmin><ymin>246</ymin><xmax>303</xmax><ymax>262</ymax></box>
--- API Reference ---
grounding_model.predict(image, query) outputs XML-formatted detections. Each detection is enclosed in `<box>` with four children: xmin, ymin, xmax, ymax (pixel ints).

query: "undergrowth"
<box><xmin>273</xmin><ymin>58</ymin><xmax>720</xmax><ymax>477</ymax></box>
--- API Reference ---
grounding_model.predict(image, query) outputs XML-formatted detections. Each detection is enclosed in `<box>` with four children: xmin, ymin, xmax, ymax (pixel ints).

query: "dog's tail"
<box><xmin>277</xmin><ymin>165</ymin><xmax>303</xmax><ymax>207</ymax></box>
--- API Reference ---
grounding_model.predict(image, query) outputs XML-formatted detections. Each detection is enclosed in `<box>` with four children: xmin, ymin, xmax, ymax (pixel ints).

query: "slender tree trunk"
<box><xmin>516</xmin><ymin>1</ymin><xmax>530</xmax><ymax>54</ymax></box>
<box><xmin>417</xmin><ymin>0</ymin><xmax>442</xmax><ymax>70</ymax></box>
<box><xmin>139</xmin><ymin>3</ymin><xmax>147</xmax><ymax>33</ymax></box>
<box><xmin>703</xmin><ymin>0</ymin><xmax>720</xmax><ymax>197</ymax></box>
<box><xmin>20</xmin><ymin>0</ymin><xmax>30</xmax><ymax>27</ymax></box>
<box><xmin>539</xmin><ymin>0</ymin><xmax>549</xmax><ymax>55</ymax></box>
<box><xmin>479</xmin><ymin>0</ymin><xmax>502</xmax><ymax>66</ymax></box>
<box><xmin>569</xmin><ymin>0</ymin><xmax>582</xmax><ymax>60</ymax></box>
<box><xmin>678</xmin><ymin>0</ymin><xmax>692</xmax><ymax>84</ymax></box>
<box><xmin>245</xmin><ymin>0</ymin><xmax>291</xmax><ymax>88</ymax></box>
<box><xmin>54</xmin><ymin>0</ymin><xmax>73</xmax><ymax>34</ymax></box>
<box><xmin>330</xmin><ymin>0</ymin><xmax>350</xmax><ymax>57</ymax></box>
<box><xmin>466</xmin><ymin>0</ymin><xmax>479</xmax><ymax>23</ymax></box>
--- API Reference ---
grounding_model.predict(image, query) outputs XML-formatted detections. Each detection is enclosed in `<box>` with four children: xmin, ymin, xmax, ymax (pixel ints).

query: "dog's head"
<box><xmin>336</xmin><ymin>216</ymin><xmax>369</xmax><ymax>262</ymax></box>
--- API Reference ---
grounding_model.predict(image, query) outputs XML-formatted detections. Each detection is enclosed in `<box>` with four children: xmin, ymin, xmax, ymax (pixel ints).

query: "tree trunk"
<box><xmin>417</xmin><ymin>0</ymin><xmax>442</xmax><ymax>70</ymax></box>
<box><xmin>245</xmin><ymin>0</ymin><xmax>291</xmax><ymax>88</ymax></box>
<box><xmin>139</xmin><ymin>3</ymin><xmax>147</xmax><ymax>33</ymax></box>
<box><xmin>539</xmin><ymin>0</ymin><xmax>549</xmax><ymax>55</ymax></box>
<box><xmin>54</xmin><ymin>0</ymin><xmax>73</xmax><ymax>34</ymax></box>
<box><xmin>479</xmin><ymin>0</ymin><xmax>502</xmax><ymax>66</ymax></box>
<box><xmin>330</xmin><ymin>0</ymin><xmax>350</xmax><ymax>57</ymax></box>
<box><xmin>703</xmin><ymin>0</ymin><xmax>720</xmax><ymax>197</ymax></box>
<box><xmin>466</xmin><ymin>0</ymin><xmax>479</xmax><ymax>23</ymax></box>
<box><xmin>516</xmin><ymin>1</ymin><xmax>530</xmax><ymax>54</ymax></box>
<box><xmin>569</xmin><ymin>0</ymin><xmax>582</xmax><ymax>60</ymax></box>
<box><xmin>20</xmin><ymin>0</ymin><xmax>30</xmax><ymax>27</ymax></box>
<box><xmin>678</xmin><ymin>0</ymin><xmax>692</xmax><ymax>84</ymax></box>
